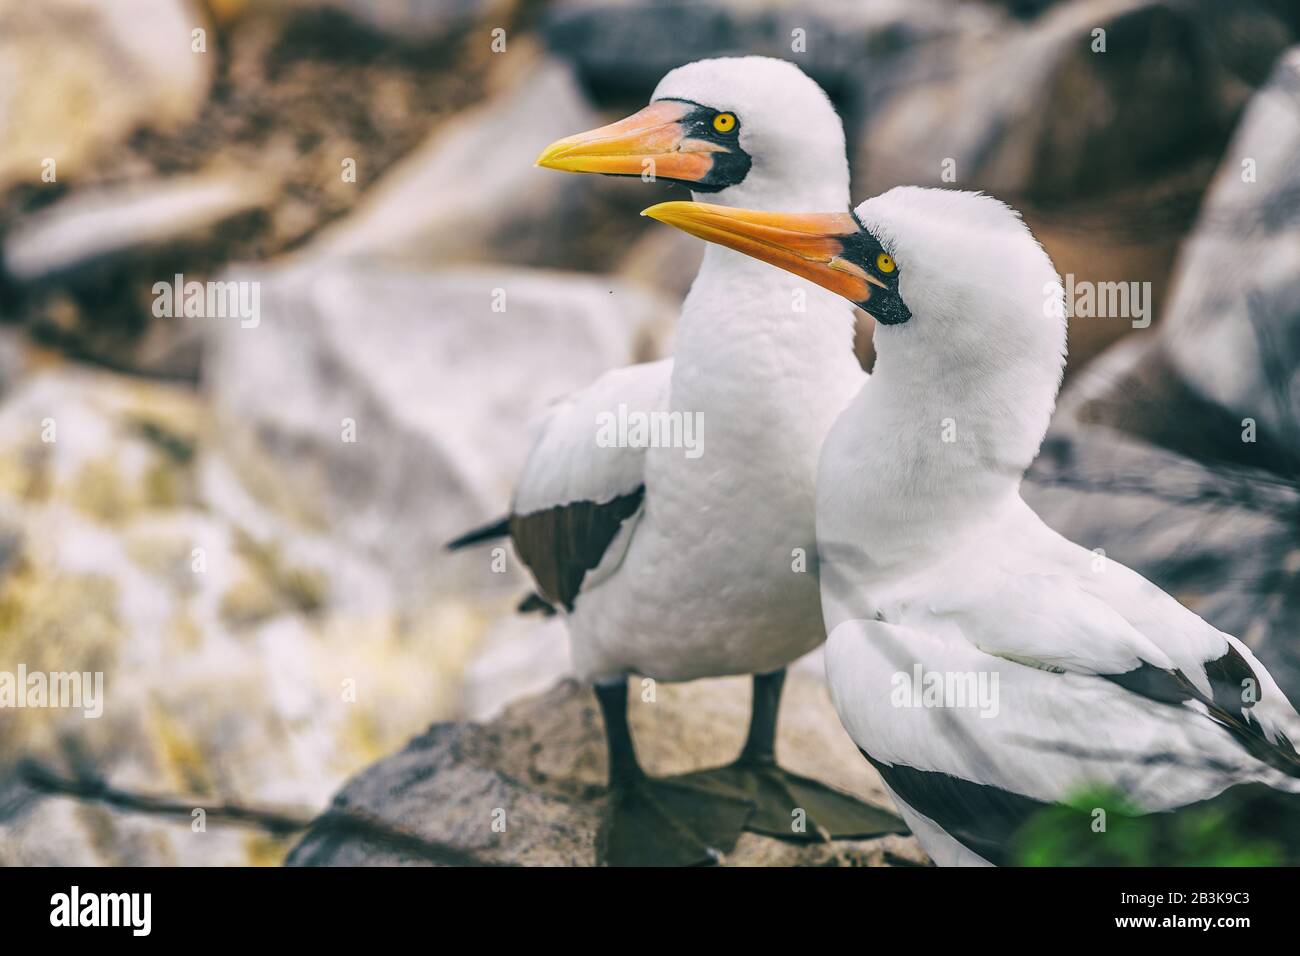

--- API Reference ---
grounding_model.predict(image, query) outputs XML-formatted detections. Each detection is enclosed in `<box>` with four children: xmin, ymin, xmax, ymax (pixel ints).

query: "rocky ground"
<box><xmin>0</xmin><ymin>0</ymin><xmax>1298</xmax><ymax>865</ymax></box>
<box><xmin>286</xmin><ymin>671</ymin><xmax>927</xmax><ymax>866</ymax></box>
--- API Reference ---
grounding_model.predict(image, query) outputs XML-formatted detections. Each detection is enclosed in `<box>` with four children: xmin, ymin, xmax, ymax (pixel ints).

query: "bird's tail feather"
<box><xmin>446</xmin><ymin>516</ymin><xmax>511</xmax><ymax>550</ymax></box>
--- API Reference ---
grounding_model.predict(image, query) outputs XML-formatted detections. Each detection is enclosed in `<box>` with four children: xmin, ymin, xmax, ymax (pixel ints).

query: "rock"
<box><xmin>1026</xmin><ymin>357</ymin><xmax>1300</xmax><ymax>699</ymax></box>
<box><xmin>0</xmin><ymin>0</ymin><xmax>212</xmax><ymax>195</ymax></box>
<box><xmin>0</xmin><ymin>329</ymin><xmax>23</xmax><ymax>395</ymax></box>
<box><xmin>1025</xmin><ymin>345</ymin><xmax>1300</xmax><ymax>699</ymax></box>
<box><xmin>0</xmin><ymin>362</ymin><xmax>497</xmax><ymax>864</ymax></box>
<box><xmin>286</xmin><ymin>674</ymin><xmax>926</xmax><ymax>866</ymax></box>
<box><xmin>0</xmin><ymin>3</ymin><xmax>504</xmax><ymax>376</ymax></box>
<box><xmin>979</xmin><ymin>0</ymin><xmax>1065</xmax><ymax>17</ymax></box>
<box><xmin>1</xmin><ymin>172</ymin><xmax>272</xmax><ymax>379</ymax></box>
<box><xmin>1163</xmin><ymin>47</ymin><xmax>1300</xmax><ymax>448</ymax></box>
<box><xmin>307</xmin><ymin>47</ymin><xmax>659</xmax><ymax>274</ymax></box>
<box><xmin>3</xmin><ymin>174</ymin><xmax>271</xmax><ymax>284</ymax></box>
<box><xmin>855</xmin><ymin>0</ymin><xmax>1293</xmax><ymax>205</ymax></box>
<box><xmin>279</xmin><ymin>0</ymin><xmax>505</xmax><ymax>39</ymax></box>
<box><xmin>201</xmin><ymin>260</ymin><xmax>675</xmax><ymax>605</ymax></box>
<box><xmin>543</xmin><ymin>0</ymin><xmax>988</xmax><ymax>113</ymax></box>
<box><xmin>1025</xmin><ymin>50</ymin><xmax>1300</xmax><ymax>698</ymax></box>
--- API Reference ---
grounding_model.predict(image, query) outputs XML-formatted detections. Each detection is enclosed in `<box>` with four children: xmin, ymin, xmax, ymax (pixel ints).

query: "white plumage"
<box><xmin>514</xmin><ymin>58</ymin><xmax>864</xmax><ymax>683</ymax></box>
<box><xmin>815</xmin><ymin>188</ymin><xmax>1300</xmax><ymax>865</ymax></box>
<box><xmin>513</xmin><ymin>359</ymin><xmax>669</xmax><ymax>517</ymax></box>
<box><xmin>456</xmin><ymin>58</ymin><xmax>907</xmax><ymax>865</ymax></box>
<box><xmin>643</xmin><ymin>184</ymin><xmax>1300</xmax><ymax>865</ymax></box>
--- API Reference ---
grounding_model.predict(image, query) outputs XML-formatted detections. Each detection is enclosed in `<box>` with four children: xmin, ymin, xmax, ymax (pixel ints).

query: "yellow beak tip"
<box><xmin>640</xmin><ymin>202</ymin><xmax>680</xmax><ymax>222</ymax></box>
<box><xmin>534</xmin><ymin>144</ymin><xmax>567</xmax><ymax>169</ymax></box>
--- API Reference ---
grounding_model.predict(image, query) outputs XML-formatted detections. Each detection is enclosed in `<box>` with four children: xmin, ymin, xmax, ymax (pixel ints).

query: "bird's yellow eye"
<box><xmin>876</xmin><ymin>253</ymin><xmax>896</xmax><ymax>274</ymax></box>
<box><xmin>712</xmin><ymin>112</ymin><xmax>737</xmax><ymax>133</ymax></box>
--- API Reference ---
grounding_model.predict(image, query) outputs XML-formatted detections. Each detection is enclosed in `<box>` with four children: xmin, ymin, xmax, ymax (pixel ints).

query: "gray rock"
<box><xmin>1024</xmin><ymin>49</ymin><xmax>1300</xmax><ymax>700</ymax></box>
<box><xmin>980</xmin><ymin>0</ymin><xmax>1066</xmax><ymax>17</ymax></box>
<box><xmin>287</xmin><ymin>674</ymin><xmax>926</xmax><ymax>866</ymax></box>
<box><xmin>1025</xmin><ymin>343</ymin><xmax>1300</xmax><ymax>699</ymax></box>
<box><xmin>1163</xmin><ymin>47</ymin><xmax>1300</xmax><ymax>451</ymax></box>
<box><xmin>307</xmin><ymin>49</ymin><xmax>642</xmax><ymax>273</ymax></box>
<box><xmin>281</xmin><ymin>0</ymin><xmax>505</xmax><ymax>38</ymax></box>
<box><xmin>3</xmin><ymin>174</ymin><xmax>271</xmax><ymax>283</ymax></box>
<box><xmin>1</xmin><ymin>1</ymin><xmax>512</xmax><ymax>378</ymax></box>
<box><xmin>0</xmin><ymin>329</ymin><xmax>24</xmax><ymax>396</ymax></box>
<box><xmin>1</xmin><ymin>171</ymin><xmax>269</xmax><ymax>380</ymax></box>
<box><xmin>202</xmin><ymin>260</ymin><xmax>675</xmax><ymax>604</ymax></box>
<box><xmin>855</xmin><ymin>0</ymin><xmax>1294</xmax><ymax>205</ymax></box>
<box><xmin>545</xmin><ymin>0</ymin><xmax>988</xmax><ymax>115</ymax></box>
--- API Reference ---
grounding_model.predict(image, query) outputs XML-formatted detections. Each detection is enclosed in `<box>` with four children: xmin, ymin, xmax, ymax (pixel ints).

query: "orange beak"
<box><xmin>535</xmin><ymin>101</ymin><xmax>724</xmax><ymax>183</ymax></box>
<box><xmin>640</xmin><ymin>201</ymin><xmax>883</xmax><ymax>306</ymax></box>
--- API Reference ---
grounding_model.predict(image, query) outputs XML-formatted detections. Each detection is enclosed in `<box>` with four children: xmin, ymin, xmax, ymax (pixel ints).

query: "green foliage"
<box><xmin>1010</xmin><ymin>785</ymin><xmax>1288</xmax><ymax>866</ymax></box>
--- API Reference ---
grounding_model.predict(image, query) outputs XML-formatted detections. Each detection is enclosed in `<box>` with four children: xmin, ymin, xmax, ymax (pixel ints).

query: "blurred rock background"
<box><xmin>0</xmin><ymin>0</ymin><xmax>1297</xmax><ymax>865</ymax></box>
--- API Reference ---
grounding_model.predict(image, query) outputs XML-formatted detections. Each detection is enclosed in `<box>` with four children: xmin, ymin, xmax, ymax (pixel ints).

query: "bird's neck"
<box><xmin>662</xmin><ymin>243</ymin><xmax>862</xmax><ymax>482</ymax></box>
<box><xmin>673</xmin><ymin>244</ymin><xmax>860</xmax><ymax>396</ymax></box>
<box><xmin>818</xmin><ymin>338</ymin><xmax>1057</xmax><ymax>574</ymax></box>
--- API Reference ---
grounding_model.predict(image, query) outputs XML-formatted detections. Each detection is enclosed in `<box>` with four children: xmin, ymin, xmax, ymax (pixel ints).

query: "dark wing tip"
<box><xmin>517</xmin><ymin>593</ymin><xmax>557</xmax><ymax>617</ymax></box>
<box><xmin>510</xmin><ymin>486</ymin><xmax>645</xmax><ymax>612</ymax></box>
<box><xmin>446</xmin><ymin>516</ymin><xmax>512</xmax><ymax>551</ymax></box>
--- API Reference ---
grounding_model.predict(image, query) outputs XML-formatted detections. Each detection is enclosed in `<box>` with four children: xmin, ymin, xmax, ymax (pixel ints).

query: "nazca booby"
<box><xmin>643</xmin><ymin>187</ymin><xmax>1300</xmax><ymax>865</ymax></box>
<box><xmin>449</xmin><ymin>57</ymin><xmax>903</xmax><ymax>865</ymax></box>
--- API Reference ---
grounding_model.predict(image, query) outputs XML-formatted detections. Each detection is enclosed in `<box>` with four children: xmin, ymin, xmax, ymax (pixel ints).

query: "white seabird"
<box><xmin>643</xmin><ymin>187</ymin><xmax>1300</xmax><ymax>866</ymax></box>
<box><xmin>449</xmin><ymin>57</ymin><xmax>903</xmax><ymax>865</ymax></box>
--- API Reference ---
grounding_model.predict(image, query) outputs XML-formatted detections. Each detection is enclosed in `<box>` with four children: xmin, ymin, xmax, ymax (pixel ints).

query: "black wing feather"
<box><xmin>446</xmin><ymin>517</ymin><xmax>511</xmax><ymax>550</ymax></box>
<box><xmin>509</xmin><ymin>486</ymin><xmax>645</xmax><ymax>612</ymax></box>
<box><xmin>1104</xmin><ymin>650</ymin><xmax>1300</xmax><ymax>779</ymax></box>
